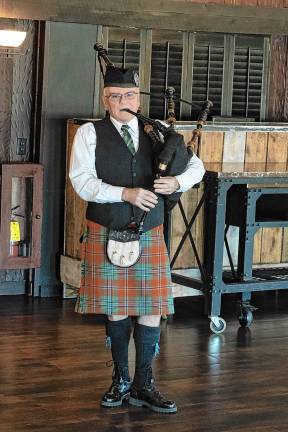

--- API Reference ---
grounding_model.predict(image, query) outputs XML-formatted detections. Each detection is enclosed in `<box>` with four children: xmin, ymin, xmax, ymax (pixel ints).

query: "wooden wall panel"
<box><xmin>244</xmin><ymin>132</ymin><xmax>268</xmax><ymax>264</ymax></box>
<box><xmin>259</xmin><ymin>0</ymin><xmax>278</xmax><ymax>4</ymax></box>
<box><xmin>233</xmin><ymin>0</ymin><xmax>258</xmax><ymax>4</ymax></box>
<box><xmin>244</xmin><ymin>132</ymin><xmax>268</xmax><ymax>170</ymax></box>
<box><xmin>268</xmin><ymin>36</ymin><xmax>288</xmax><ymax>122</ymax></box>
<box><xmin>223</xmin><ymin>131</ymin><xmax>246</xmax><ymax>166</ymax></box>
<box><xmin>65</xmin><ymin>121</ymin><xmax>87</xmax><ymax>259</ymax></box>
<box><xmin>222</xmin><ymin>132</ymin><xmax>246</xmax><ymax>267</ymax></box>
<box><xmin>195</xmin><ymin>182</ymin><xmax>205</xmax><ymax>270</ymax></box>
<box><xmin>171</xmin><ymin>188</ymin><xmax>199</xmax><ymax>268</ymax></box>
<box><xmin>282</xmin><ymin>229</ymin><xmax>288</xmax><ymax>262</ymax></box>
<box><xmin>173</xmin><ymin>0</ymin><xmax>285</xmax><ymax>4</ymax></box>
<box><xmin>261</xmin><ymin>227</ymin><xmax>283</xmax><ymax>263</ymax></box>
<box><xmin>253</xmin><ymin>229</ymin><xmax>262</xmax><ymax>262</ymax></box>
<box><xmin>199</xmin><ymin>131</ymin><xmax>225</xmax><ymax>166</ymax></box>
<box><xmin>0</xmin><ymin>59</ymin><xmax>13</xmax><ymax>162</ymax></box>
<box><xmin>266</xmin><ymin>132</ymin><xmax>288</xmax><ymax>169</ymax></box>
<box><xmin>258</xmin><ymin>0</ymin><xmax>284</xmax><ymax>6</ymax></box>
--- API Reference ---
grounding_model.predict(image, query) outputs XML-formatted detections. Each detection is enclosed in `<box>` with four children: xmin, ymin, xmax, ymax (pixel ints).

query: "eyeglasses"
<box><xmin>105</xmin><ymin>91</ymin><xmax>139</xmax><ymax>103</ymax></box>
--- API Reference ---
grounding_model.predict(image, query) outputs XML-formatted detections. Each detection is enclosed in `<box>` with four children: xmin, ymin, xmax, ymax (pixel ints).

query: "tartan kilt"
<box><xmin>75</xmin><ymin>220</ymin><xmax>174</xmax><ymax>316</ymax></box>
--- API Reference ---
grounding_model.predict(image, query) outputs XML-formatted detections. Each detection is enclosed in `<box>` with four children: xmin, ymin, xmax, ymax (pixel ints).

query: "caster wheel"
<box><xmin>210</xmin><ymin>317</ymin><xmax>226</xmax><ymax>334</ymax></box>
<box><xmin>239</xmin><ymin>308</ymin><xmax>253</xmax><ymax>327</ymax></box>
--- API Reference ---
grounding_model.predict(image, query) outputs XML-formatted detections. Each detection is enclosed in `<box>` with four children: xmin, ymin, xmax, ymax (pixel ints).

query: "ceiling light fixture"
<box><xmin>0</xmin><ymin>30</ymin><xmax>27</xmax><ymax>47</ymax></box>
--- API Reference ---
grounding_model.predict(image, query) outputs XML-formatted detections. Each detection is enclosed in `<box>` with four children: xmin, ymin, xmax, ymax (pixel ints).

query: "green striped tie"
<box><xmin>121</xmin><ymin>124</ymin><xmax>135</xmax><ymax>155</ymax></box>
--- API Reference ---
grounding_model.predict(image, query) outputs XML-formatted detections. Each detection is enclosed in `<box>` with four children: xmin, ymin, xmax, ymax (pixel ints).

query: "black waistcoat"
<box><xmin>86</xmin><ymin>118</ymin><xmax>164</xmax><ymax>231</ymax></box>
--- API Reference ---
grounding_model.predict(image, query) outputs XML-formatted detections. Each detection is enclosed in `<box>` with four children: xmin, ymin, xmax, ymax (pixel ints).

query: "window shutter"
<box><xmin>232</xmin><ymin>44</ymin><xmax>263</xmax><ymax>119</ymax></box>
<box><xmin>191</xmin><ymin>43</ymin><xmax>224</xmax><ymax>119</ymax></box>
<box><xmin>105</xmin><ymin>33</ymin><xmax>267</xmax><ymax>122</ymax></box>
<box><xmin>107</xmin><ymin>41</ymin><xmax>140</xmax><ymax>70</ymax></box>
<box><xmin>149</xmin><ymin>42</ymin><xmax>182</xmax><ymax>120</ymax></box>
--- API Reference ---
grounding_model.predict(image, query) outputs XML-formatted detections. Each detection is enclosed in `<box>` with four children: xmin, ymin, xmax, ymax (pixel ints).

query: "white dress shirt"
<box><xmin>69</xmin><ymin>116</ymin><xmax>206</xmax><ymax>203</ymax></box>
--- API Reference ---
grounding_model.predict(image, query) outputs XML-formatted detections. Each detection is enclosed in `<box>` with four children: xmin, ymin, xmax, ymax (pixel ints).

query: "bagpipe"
<box><xmin>94</xmin><ymin>42</ymin><xmax>213</xmax><ymax>213</ymax></box>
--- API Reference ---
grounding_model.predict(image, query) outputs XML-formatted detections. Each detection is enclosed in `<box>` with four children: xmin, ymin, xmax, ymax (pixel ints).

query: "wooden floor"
<box><xmin>1</xmin><ymin>292</ymin><xmax>288</xmax><ymax>432</ymax></box>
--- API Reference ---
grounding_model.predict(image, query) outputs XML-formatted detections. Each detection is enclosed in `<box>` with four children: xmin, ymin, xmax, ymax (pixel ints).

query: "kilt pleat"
<box><xmin>75</xmin><ymin>220</ymin><xmax>174</xmax><ymax>316</ymax></box>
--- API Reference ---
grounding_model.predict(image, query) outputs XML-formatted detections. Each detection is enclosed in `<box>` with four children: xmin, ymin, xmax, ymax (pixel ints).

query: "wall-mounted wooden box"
<box><xmin>0</xmin><ymin>163</ymin><xmax>44</xmax><ymax>269</ymax></box>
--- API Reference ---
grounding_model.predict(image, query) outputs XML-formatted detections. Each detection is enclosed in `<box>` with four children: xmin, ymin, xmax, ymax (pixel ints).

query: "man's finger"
<box><xmin>154</xmin><ymin>179</ymin><xmax>168</xmax><ymax>185</ymax></box>
<box><xmin>142</xmin><ymin>199</ymin><xmax>156</xmax><ymax>208</ymax></box>
<box><xmin>154</xmin><ymin>180</ymin><xmax>171</xmax><ymax>188</ymax></box>
<box><xmin>144</xmin><ymin>191</ymin><xmax>158</xmax><ymax>200</ymax></box>
<box><xmin>144</xmin><ymin>195</ymin><xmax>158</xmax><ymax>204</ymax></box>
<box><xmin>139</xmin><ymin>203</ymin><xmax>151</xmax><ymax>211</ymax></box>
<box><xmin>154</xmin><ymin>188</ymin><xmax>168</xmax><ymax>194</ymax></box>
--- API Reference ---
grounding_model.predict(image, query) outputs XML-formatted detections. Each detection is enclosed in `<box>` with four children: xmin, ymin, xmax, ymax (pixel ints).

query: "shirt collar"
<box><xmin>110</xmin><ymin>116</ymin><xmax>138</xmax><ymax>135</ymax></box>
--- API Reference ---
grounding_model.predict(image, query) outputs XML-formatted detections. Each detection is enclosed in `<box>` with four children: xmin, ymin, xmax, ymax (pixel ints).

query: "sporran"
<box><xmin>107</xmin><ymin>228</ymin><xmax>141</xmax><ymax>267</ymax></box>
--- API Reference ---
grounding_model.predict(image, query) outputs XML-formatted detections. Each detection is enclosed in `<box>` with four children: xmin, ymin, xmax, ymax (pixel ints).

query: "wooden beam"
<box><xmin>1</xmin><ymin>1</ymin><xmax>288</xmax><ymax>35</ymax></box>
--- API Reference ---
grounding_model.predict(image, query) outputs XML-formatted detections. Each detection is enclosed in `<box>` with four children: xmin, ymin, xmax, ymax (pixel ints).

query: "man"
<box><xmin>69</xmin><ymin>64</ymin><xmax>205</xmax><ymax>414</ymax></box>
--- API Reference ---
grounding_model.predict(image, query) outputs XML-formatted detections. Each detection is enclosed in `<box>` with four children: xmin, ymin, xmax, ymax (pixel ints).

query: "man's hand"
<box><xmin>153</xmin><ymin>176</ymin><xmax>180</xmax><ymax>195</ymax></box>
<box><xmin>122</xmin><ymin>188</ymin><xmax>158</xmax><ymax>211</ymax></box>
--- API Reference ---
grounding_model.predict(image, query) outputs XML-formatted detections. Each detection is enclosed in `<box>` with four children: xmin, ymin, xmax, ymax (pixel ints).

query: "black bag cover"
<box><xmin>156</xmin><ymin>129</ymin><xmax>192</xmax><ymax>211</ymax></box>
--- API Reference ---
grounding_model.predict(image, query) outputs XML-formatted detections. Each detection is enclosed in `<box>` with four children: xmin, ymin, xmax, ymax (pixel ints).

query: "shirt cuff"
<box><xmin>108</xmin><ymin>186</ymin><xmax>124</xmax><ymax>202</ymax></box>
<box><xmin>174</xmin><ymin>175</ymin><xmax>185</xmax><ymax>192</ymax></box>
<box><xmin>97</xmin><ymin>183</ymin><xmax>124</xmax><ymax>202</ymax></box>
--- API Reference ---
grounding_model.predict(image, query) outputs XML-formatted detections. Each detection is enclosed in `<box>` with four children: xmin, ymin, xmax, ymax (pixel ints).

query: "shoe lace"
<box><xmin>143</xmin><ymin>367</ymin><xmax>168</xmax><ymax>402</ymax></box>
<box><xmin>106</xmin><ymin>360</ymin><xmax>130</xmax><ymax>384</ymax></box>
<box><xmin>152</xmin><ymin>389</ymin><xmax>168</xmax><ymax>403</ymax></box>
<box><xmin>144</xmin><ymin>367</ymin><xmax>155</xmax><ymax>388</ymax></box>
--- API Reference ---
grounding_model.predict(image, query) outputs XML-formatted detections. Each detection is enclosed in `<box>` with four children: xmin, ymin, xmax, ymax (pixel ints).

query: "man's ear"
<box><xmin>101</xmin><ymin>94</ymin><xmax>108</xmax><ymax>110</ymax></box>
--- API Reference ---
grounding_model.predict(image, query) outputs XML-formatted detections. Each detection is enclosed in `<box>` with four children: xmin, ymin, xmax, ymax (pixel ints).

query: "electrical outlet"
<box><xmin>16</xmin><ymin>138</ymin><xmax>27</xmax><ymax>155</ymax></box>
